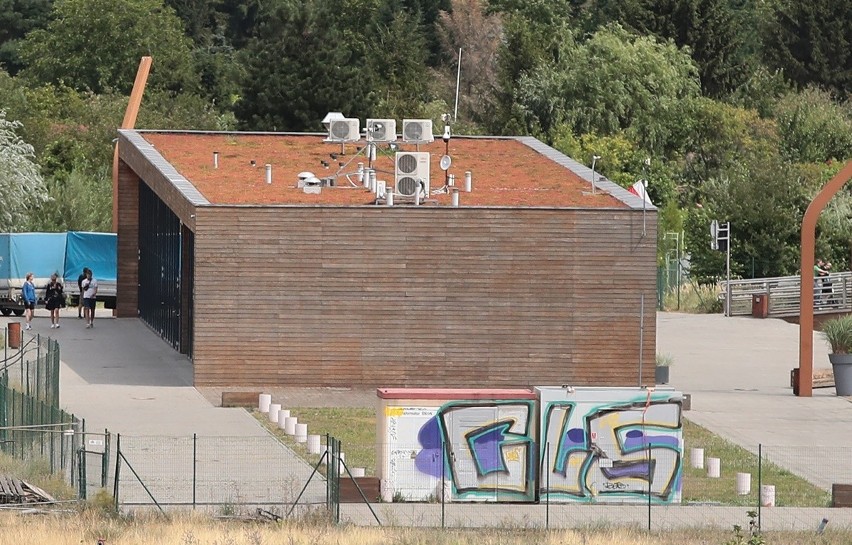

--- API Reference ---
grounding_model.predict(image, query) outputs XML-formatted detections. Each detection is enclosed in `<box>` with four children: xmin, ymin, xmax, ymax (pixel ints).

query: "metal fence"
<box><xmin>83</xmin><ymin>433</ymin><xmax>852</xmax><ymax>530</ymax></box>
<box><xmin>0</xmin><ymin>376</ymin><xmax>82</xmax><ymax>484</ymax></box>
<box><xmin>1</xmin><ymin>329</ymin><xmax>60</xmax><ymax>406</ymax></box>
<box><xmin>110</xmin><ymin>433</ymin><xmax>332</xmax><ymax>517</ymax></box>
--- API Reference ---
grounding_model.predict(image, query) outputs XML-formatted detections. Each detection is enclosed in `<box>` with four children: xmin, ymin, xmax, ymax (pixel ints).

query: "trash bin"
<box><xmin>752</xmin><ymin>293</ymin><xmax>769</xmax><ymax>318</ymax></box>
<box><xmin>7</xmin><ymin>321</ymin><xmax>21</xmax><ymax>349</ymax></box>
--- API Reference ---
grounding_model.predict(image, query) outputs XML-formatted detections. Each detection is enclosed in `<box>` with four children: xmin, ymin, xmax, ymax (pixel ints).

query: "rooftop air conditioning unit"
<box><xmin>366</xmin><ymin>119</ymin><xmax>397</xmax><ymax>143</ymax></box>
<box><xmin>327</xmin><ymin>118</ymin><xmax>360</xmax><ymax>142</ymax></box>
<box><xmin>395</xmin><ymin>151</ymin><xmax>430</xmax><ymax>198</ymax></box>
<box><xmin>402</xmin><ymin>119</ymin><xmax>434</xmax><ymax>144</ymax></box>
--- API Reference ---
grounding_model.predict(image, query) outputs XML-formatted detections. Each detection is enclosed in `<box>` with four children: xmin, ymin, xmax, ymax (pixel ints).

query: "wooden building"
<box><xmin>116</xmin><ymin>130</ymin><xmax>657</xmax><ymax>388</ymax></box>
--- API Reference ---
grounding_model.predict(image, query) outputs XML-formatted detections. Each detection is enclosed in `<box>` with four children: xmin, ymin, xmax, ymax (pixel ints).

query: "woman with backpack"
<box><xmin>45</xmin><ymin>273</ymin><xmax>64</xmax><ymax>329</ymax></box>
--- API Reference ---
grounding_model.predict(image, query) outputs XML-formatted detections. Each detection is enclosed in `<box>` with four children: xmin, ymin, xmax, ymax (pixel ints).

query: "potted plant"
<box><xmin>821</xmin><ymin>314</ymin><xmax>852</xmax><ymax>396</ymax></box>
<box><xmin>655</xmin><ymin>353</ymin><xmax>673</xmax><ymax>385</ymax></box>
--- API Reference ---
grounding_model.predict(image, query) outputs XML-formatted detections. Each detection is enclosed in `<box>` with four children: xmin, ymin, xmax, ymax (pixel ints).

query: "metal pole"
<box><xmin>726</xmin><ymin>222</ymin><xmax>732</xmax><ymax>317</ymax></box>
<box><xmin>647</xmin><ymin>443</ymin><xmax>652</xmax><ymax>531</ymax></box>
<box><xmin>454</xmin><ymin>48</ymin><xmax>462</xmax><ymax>122</ymax></box>
<box><xmin>758</xmin><ymin>443</ymin><xmax>762</xmax><ymax>530</ymax></box>
<box><xmin>639</xmin><ymin>294</ymin><xmax>645</xmax><ymax>386</ymax></box>
<box><xmin>113</xmin><ymin>433</ymin><xmax>121</xmax><ymax>512</ymax></box>
<box><xmin>441</xmin><ymin>441</ymin><xmax>446</xmax><ymax>528</ymax></box>
<box><xmin>192</xmin><ymin>433</ymin><xmax>197</xmax><ymax>509</ymax></box>
<box><xmin>546</xmin><ymin>442</ymin><xmax>550</xmax><ymax>530</ymax></box>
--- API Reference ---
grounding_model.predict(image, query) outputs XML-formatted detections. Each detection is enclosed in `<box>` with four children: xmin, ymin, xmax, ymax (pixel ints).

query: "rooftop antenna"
<box><xmin>454</xmin><ymin>48</ymin><xmax>462</xmax><ymax>122</ymax></box>
<box><xmin>591</xmin><ymin>155</ymin><xmax>601</xmax><ymax>195</ymax></box>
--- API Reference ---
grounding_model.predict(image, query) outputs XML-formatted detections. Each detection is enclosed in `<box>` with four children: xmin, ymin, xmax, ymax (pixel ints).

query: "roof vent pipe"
<box><xmin>376</xmin><ymin>180</ymin><xmax>386</xmax><ymax>199</ymax></box>
<box><xmin>357</xmin><ymin>162</ymin><xmax>364</xmax><ymax>183</ymax></box>
<box><xmin>451</xmin><ymin>187</ymin><xmax>460</xmax><ymax>207</ymax></box>
<box><xmin>369</xmin><ymin>170</ymin><xmax>377</xmax><ymax>192</ymax></box>
<box><xmin>265</xmin><ymin>164</ymin><xmax>272</xmax><ymax>184</ymax></box>
<box><xmin>448</xmin><ymin>173</ymin><xmax>455</xmax><ymax>187</ymax></box>
<box><xmin>386</xmin><ymin>190</ymin><xmax>394</xmax><ymax>206</ymax></box>
<box><xmin>363</xmin><ymin>168</ymin><xmax>371</xmax><ymax>189</ymax></box>
<box><xmin>213</xmin><ymin>151</ymin><xmax>219</xmax><ymax>169</ymax></box>
<box><xmin>464</xmin><ymin>171</ymin><xmax>472</xmax><ymax>192</ymax></box>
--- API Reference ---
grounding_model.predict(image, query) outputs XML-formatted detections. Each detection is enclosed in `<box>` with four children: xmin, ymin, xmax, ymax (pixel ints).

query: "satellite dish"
<box><xmin>440</xmin><ymin>155</ymin><xmax>452</xmax><ymax>171</ymax></box>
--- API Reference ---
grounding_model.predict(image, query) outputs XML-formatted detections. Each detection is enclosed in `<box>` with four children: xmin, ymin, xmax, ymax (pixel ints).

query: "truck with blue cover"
<box><xmin>0</xmin><ymin>232</ymin><xmax>117</xmax><ymax>315</ymax></box>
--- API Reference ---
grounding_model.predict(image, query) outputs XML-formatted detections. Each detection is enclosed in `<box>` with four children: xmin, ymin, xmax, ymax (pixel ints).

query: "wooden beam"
<box><xmin>112</xmin><ymin>56</ymin><xmax>152</xmax><ymax>233</ymax></box>
<box><xmin>798</xmin><ymin>161</ymin><xmax>852</xmax><ymax>396</ymax></box>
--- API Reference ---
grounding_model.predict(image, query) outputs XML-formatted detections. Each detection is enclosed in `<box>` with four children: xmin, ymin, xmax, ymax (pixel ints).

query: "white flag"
<box><xmin>629</xmin><ymin>181</ymin><xmax>653</xmax><ymax>205</ymax></box>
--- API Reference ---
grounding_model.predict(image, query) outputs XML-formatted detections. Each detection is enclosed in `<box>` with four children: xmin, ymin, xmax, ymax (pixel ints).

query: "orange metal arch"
<box><xmin>111</xmin><ymin>56</ymin><xmax>152</xmax><ymax>231</ymax></box>
<box><xmin>798</xmin><ymin>161</ymin><xmax>852</xmax><ymax>396</ymax></box>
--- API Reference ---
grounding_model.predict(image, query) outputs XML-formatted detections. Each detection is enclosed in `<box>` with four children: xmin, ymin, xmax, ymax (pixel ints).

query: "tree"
<box><xmin>590</xmin><ymin>0</ymin><xmax>750</xmax><ymax>98</ymax></box>
<box><xmin>762</xmin><ymin>0</ymin><xmax>851</xmax><ymax>98</ymax></box>
<box><xmin>773</xmin><ymin>87</ymin><xmax>852</xmax><ymax>164</ymax></box>
<box><xmin>18</xmin><ymin>0</ymin><xmax>200</xmax><ymax>95</ymax></box>
<box><xmin>433</xmin><ymin>0</ymin><xmax>502</xmax><ymax>127</ymax></box>
<box><xmin>0</xmin><ymin>0</ymin><xmax>53</xmax><ymax>75</ymax></box>
<box><xmin>235</xmin><ymin>0</ymin><xmax>376</xmax><ymax>131</ymax></box>
<box><xmin>513</xmin><ymin>24</ymin><xmax>700</xmax><ymax>150</ymax></box>
<box><xmin>0</xmin><ymin>110</ymin><xmax>48</xmax><ymax>231</ymax></box>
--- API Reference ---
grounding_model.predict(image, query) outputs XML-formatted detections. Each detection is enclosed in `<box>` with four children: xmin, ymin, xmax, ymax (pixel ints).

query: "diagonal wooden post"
<box><xmin>798</xmin><ymin>161</ymin><xmax>852</xmax><ymax>396</ymax></box>
<box><xmin>112</xmin><ymin>56</ymin><xmax>152</xmax><ymax>232</ymax></box>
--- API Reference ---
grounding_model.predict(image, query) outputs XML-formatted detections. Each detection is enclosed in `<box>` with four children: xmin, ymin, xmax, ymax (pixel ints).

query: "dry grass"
<box><xmin>0</xmin><ymin>510</ymin><xmax>851</xmax><ymax>545</ymax></box>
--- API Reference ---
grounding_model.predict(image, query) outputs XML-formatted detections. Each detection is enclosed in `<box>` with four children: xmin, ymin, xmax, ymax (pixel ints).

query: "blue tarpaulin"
<box><xmin>9</xmin><ymin>233</ymin><xmax>67</xmax><ymax>281</ymax></box>
<box><xmin>0</xmin><ymin>232</ymin><xmax>116</xmax><ymax>285</ymax></box>
<box><xmin>64</xmin><ymin>231</ymin><xmax>117</xmax><ymax>283</ymax></box>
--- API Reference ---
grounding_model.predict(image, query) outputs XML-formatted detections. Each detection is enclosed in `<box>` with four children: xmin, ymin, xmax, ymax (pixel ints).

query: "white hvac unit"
<box><xmin>327</xmin><ymin>118</ymin><xmax>361</xmax><ymax>142</ymax></box>
<box><xmin>402</xmin><ymin>119</ymin><xmax>434</xmax><ymax>144</ymax></box>
<box><xmin>395</xmin><ymin>151</ymin><xmax>430</xmax><ymax>198</ymax></box>
<box><xmin>366</xmin><ymin>119</ymin><xmax>397</xmax><ymax>142</ymax></box>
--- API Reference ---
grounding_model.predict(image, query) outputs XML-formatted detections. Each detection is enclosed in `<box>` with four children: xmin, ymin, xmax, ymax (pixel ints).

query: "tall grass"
<box><xmin>0</xmin><ymin>511</ymin><xmax>850</xmax><ymax>545</ymax></box>
<box><xmin>662</xmin><ymin>282</ymin><xmax>723</xmax><ymax>313</ymax></box>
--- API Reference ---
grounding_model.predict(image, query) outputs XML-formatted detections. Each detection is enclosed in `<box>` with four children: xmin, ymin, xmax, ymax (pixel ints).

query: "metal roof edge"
<box><xmin>516</xmin><ymin>137</ymin><xmax>658</xmax><ymax>212</ymax></box>
<box><xmin>119</xmin><ymin>129</ymin><xmax>210</xmax><ymax>206</ymax></box>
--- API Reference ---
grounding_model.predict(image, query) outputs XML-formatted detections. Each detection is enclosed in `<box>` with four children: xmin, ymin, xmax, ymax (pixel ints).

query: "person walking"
<box><xmin>22</xmin><ymin>272</ymin><xmax>36</xmax><ymax>330</ymax></box>
<box><xmin>82</xmin><ymin>269</ymin><xmax>98</xmax><ymax>329</ymax></box>
<box><xmin>45</xmin><ymin>273</ymin><xmax>64</xmax><ymax>328</ymax></box>
<box><xmin>77</xmin><ymin>267</ymin><xmax>88</xmax><ymax>319</ymax></box>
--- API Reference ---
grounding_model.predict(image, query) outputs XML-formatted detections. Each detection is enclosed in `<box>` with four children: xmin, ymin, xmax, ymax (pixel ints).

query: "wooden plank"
<box><xmin>833</xmin><ymin>484</ymin><xmax>852</xmax><ymax>507</ymax></box>
<box><xmin>339</xmin><ymin>476</ymin><xmax>381</xmax><ymax>503</ymax></box>
<box><xmin>221</xmin><ymin>391</ymin><xmax>262</xmax><ymax>407</ymax></box>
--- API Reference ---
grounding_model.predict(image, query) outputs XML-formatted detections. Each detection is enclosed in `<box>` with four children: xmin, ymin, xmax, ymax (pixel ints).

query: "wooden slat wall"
<box><xmin>192</xmin><ymin>206</ymin><xmax>657</xmax><ymax>388</ymax></box>
<box><xmin>116</xmin><ymin>159</ymin><xmax>140</xmax><ymax>317</ymax></box>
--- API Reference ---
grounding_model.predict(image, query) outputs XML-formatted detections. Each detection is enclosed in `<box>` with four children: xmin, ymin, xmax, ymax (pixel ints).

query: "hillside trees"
<box><xmin>762</xmin><ymin>0</ymin><xmax>851</xmax><ymax>98</ymax></box>
<box><xmin>0</xmin><ymin>110</ymin><xmax>48</xmax><ymax>231</ymax></box>
<box><xmin>18</xmin><ymin>0</ymin><xmax>200</xmax><ymax>95</ymax></box>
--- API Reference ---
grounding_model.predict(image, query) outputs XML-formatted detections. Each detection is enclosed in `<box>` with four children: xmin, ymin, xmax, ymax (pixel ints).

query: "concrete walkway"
<box><xmin>658</xmin><ymin>312</ymin><xmax>852</xmax><ymax>490</ymax></box>
<box><xmin>1</xmin><ymin>310</ymin><xmax>326</xmax><ymax>507</ymax></box>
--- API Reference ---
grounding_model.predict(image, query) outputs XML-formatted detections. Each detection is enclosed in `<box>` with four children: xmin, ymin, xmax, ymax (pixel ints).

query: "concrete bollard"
<box><xmin>295</xmin><ymin>423</ymin><xmax>308</xmax><ymax>443</ymax></box>
<box><xmin>736</xmin><ymin>472</ymin><xmax>751</xmax><ymax>495</ymax></box>
<box><xmin>760</xmin><ymin>485</ymin><xmax>776</xmax><ymax>507</ymax></box>
<box><xmin>690</xmin><ymin>447</ymin><xmax>704</xmax><ymax>469</ymax></box>
<box><xmin>258</xmin><ymin>393</ymin><xmax>272</xmax><ymax>413</ymax></box>
<box><xmin>707</xmin><ymin>457</ymin><xmax>721</xmax><ymax>478</ymax></box>
<box><xmin>350</xmin><ymin>467</ymin><xmax>365</xmax><ymax>478</ymax></box>
<box><xmin>268</xmin><ymin>403</ymin><xmax>281</xmax><ymax>423</ymax></box>
<box><xmin>284</xmin><ymin>416</ymin><xmax>297</xmax><ymax>435</ymax></box>
<box><xmin>276</xmin><ymin>409</ymin><xmax>290</xmax><ymax>429</ymax></box>
<box><xmin>307</xmin><ymin>435</ymin><xmax>322</xmax><ymax>454</ymax></box>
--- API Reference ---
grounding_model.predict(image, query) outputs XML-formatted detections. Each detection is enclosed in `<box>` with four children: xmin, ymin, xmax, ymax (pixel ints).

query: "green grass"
<box><xmin>254</xmin><ymin>407</ymin><xmax>376</xmax><ymax>476</ymax></box>
<box><xmin>256</xmin><ymin>409</ymin><xmax>829</xmax><ymax>507</ymax></box>
<box><xmin>682</xmin><ymin>419</ymin><xmax>830</xmax><ymax>506</ymax></box>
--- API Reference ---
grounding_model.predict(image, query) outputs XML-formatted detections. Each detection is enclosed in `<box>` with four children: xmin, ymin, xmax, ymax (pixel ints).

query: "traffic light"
<box><xmin>710</xmin><ymin>220</ymin><xmax>729</xmax><ymax>252</ymax></box>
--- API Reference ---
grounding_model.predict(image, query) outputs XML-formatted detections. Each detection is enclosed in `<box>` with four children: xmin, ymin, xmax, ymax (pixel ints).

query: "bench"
<box><xmin>220</xmin><ymin>391</ymin><xmax>262</xmax><ymax>408</ymax></box>
<box><xmin>339</xmin><ymin>476</ymin><xmax>381</xmax><ymax>503</ymax></box>
<box><xmin>833</xmin><ymin>484</ymin><xmax>852</xmax><ymax>507</ymax></box>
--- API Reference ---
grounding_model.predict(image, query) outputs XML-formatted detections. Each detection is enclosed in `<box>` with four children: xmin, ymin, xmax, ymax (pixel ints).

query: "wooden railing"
<box><xmin>721</xmin><ymin>272</ymin><xmax>852</xmax><ymax>317</ymax></box>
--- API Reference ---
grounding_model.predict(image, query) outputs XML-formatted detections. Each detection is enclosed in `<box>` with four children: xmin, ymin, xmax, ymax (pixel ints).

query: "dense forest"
<box><xmin>0</xmin><ymin>0</ymin><xmax>850</xmax><ymax>282</ymax></box>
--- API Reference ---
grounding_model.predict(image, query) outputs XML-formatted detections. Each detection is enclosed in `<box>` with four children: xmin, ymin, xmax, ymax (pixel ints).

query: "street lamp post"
<box><xmin>591</xmin><ymin>155</ymin><xmax>601</xmax><ymax>195</ymax></box>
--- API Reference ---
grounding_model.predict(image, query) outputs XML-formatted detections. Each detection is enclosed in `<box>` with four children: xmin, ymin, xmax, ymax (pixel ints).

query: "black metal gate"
<box><xmin>138</xmin><ymin>183</ymin><xmax>191</xmax><ymax>352</ymax></box>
